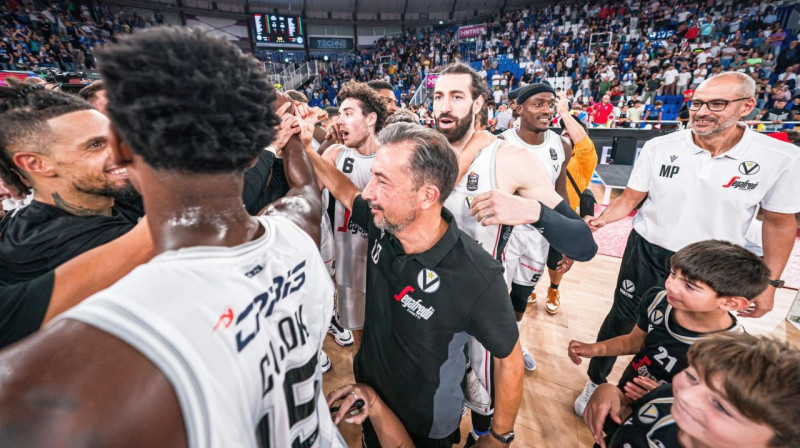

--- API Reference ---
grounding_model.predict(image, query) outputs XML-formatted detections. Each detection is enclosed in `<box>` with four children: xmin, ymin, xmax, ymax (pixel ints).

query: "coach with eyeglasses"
<box><xmin>572</xmin><ymin>71</ymin><xmax>800</xmax><ymax>415</ymax></box>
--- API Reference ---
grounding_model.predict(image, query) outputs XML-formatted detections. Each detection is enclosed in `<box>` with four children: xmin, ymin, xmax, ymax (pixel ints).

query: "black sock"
<box><xmin>471</xmin><ymin>411</ymin><xmax>493</xmax><ymax>434</ymax></box>
<box><xmin>550</xmin><ymin>283</ymin><xmax>559</xmax><ymax>290</ymax></box>
<box><xmin>330</xmin><ymin>316</ymin><xmax>344</xmax><ymax>330</ymax></box>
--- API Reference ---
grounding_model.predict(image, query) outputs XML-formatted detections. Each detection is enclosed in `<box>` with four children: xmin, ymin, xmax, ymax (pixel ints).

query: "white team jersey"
<box><xmin>323</xmin><ymin>146</ymin><xmax>374</xmax><ymax>328</ymax></box>
<box><xmin>627</xmin><ymin>125</ymin><xmax>800</xmax><ymax>251</ymax></box>
<box><xmin>501</xmin><ymin>129</ymin><xmax>566</xmax><ymax>287</ymax></box>
<box><xmin>58</xmin><ymin>216</ymin><xmax>343</xmax><ymax>448</ymax></box>
<box><xmin>500</xmin><ymin>128</ymin><xmax>565</xmax><ymax>185</ymax></box>
<box><xmin>444</xmin><ymin>139</ymin><xmax>511</xmax><ymax>263</ymax></box>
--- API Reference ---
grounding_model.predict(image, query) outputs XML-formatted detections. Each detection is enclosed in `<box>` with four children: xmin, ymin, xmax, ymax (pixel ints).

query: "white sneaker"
<box><xmin>574</xmin><ymin>380</ymin><xmax>599</xmax><ymax>416</ymax></box>
<box><xmin>522</xmin><ymin>347</ymin><xmax>537</xmax><ymax>371</ymax></box>
<box><xmin>328</xmin><ymin>321</ymin><xmax>354</xmax><ymax>347</ymax></box>
<box><xmin>320</xmin><ymin>351</ymin><xmax>332</xmax><ymax>373</ymax></box>
<box><xmin>463</xmin><ymin>368</ymin><xmax>491</xmax><ymax>412</ymax></box>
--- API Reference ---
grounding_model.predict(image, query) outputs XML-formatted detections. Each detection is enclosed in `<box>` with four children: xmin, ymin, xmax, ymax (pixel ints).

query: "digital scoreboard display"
<box><xmin>251</xmin><ymin>14</ymin><xmax>305</xmax><ymax>48</ymax></box>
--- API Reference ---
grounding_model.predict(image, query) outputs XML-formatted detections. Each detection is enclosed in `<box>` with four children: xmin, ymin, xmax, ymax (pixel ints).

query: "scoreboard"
<box><xmin>251</xmin><ymin>13</ymin><xmax>306</xmax><ymax>48</ymax></box>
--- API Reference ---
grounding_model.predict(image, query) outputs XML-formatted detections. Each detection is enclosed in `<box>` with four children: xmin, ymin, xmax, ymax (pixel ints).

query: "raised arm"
<box><xmin>260</xmin><ymin>115</ymin><xmax>323</xmax><ymax>246</ymax></box>
<box><xmin>303</xmin><ymin>144</ymin><xmax>361</xmax><ymax>212</ymax></box>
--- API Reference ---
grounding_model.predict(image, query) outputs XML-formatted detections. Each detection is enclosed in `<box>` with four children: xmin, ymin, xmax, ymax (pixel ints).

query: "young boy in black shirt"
<box><xmin>568</xmin><ymin>240</ymin><xmax>769</xmax><ymax>401</ymax></box>
<box><xmin>583</xmin><ymin>333</ymin><xmax>800</xmax><ymax>448</ymax></box>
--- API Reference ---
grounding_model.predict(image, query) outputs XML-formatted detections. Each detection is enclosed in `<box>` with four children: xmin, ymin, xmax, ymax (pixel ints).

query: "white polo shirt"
<box><xmin>627</xmin><ymin>125</ymin><xmax>800</xmax><ymax>252</ymax></box>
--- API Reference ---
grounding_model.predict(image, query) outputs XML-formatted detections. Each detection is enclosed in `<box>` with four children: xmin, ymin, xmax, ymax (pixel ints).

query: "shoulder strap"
<box><xmin>566</xmin><ymin>170</ymin><xmax>582</xmax><ymax>194</ymax></box>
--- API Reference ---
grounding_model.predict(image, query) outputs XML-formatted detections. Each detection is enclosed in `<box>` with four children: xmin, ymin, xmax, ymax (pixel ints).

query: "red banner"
<box><xmin>458</xmin><ymin>24</ymin><xmax>484</xmax><ymax>40</ymax></box>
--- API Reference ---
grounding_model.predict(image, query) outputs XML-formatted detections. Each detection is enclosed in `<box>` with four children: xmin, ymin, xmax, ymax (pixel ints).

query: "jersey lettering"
<box><xmin>653</xmin><ymin>346</ymin><xmax>678</xmax><ymax>372</ymax></box>
<box><xmin>235</xmin><ymin>261</ymin><xmax>307</xmax><ymax>352</ymax></box>
<box><xmin>658</xmin><ymin>164</ymin><xmax>680</xmax><ymax>178</ymax></box>
<box><xmin>342</xmin><ymin>157</ymin><xmax>354</xmax><ymax>174</ymax></box>
<box><xmin>256</xmin><ymin>354</ymin><xmax>321</xmax><ymax>448</ymax></box>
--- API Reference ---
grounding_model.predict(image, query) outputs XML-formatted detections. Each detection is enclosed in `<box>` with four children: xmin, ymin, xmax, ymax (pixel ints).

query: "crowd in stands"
<box><xmin>3</xmin><ymin>0</ymin><xmax>799</xmax><ymax>129</ymax></box>
<box><xmin>305</xmin><ymin>0</ymin><xmax>799</xmax><ymax>129</ymax></box>
<box><xmin>0</xmin><ymin>0</ymin><xmax>161</xmax><ymax>72</ymax></box>
<box><xmin>470</xmin><ymin>0</ymin><xmax>800</xmax><ymax>128</ymax></box>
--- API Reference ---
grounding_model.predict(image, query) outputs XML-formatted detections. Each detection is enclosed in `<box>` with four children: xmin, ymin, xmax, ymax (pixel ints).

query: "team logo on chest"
<box><xmin>465</xmin><ymin>195</ymin><xmax>475</xmax><ymax>209</ymax></box>
<box><xmin>417</xmin><ymin>269</ymin><xmax>441</xmax><ymax>293</ymax></box>
<box><xmin>638</xmin><ymin>403</ymin><xmax>659</xmax><ymax>424</ymax></box>
<box><xmin>549</xmin><ymin>148</ymin><xmax>558</xmax><ymax>160</ymax></box>
<box><xmin>649</xmin><ymin>309</ymin><xmax>664</xmax><ymax>325</ymax></box>
<box><xmin>738</xmin><ymin>161</ymin><xmax>760</xmax><ymax>175</ymax></box>
<box><xmin>467</xmin><ymin>171</ymin><xmax>479</xmax><ymax>191</ymax></box>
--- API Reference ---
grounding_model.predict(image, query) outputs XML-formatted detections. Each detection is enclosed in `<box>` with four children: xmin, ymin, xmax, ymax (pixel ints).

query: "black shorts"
<box><xmin>361</xmin><ymin>417</ymin><xmax>461</xmax><ymax>448</ymax></box>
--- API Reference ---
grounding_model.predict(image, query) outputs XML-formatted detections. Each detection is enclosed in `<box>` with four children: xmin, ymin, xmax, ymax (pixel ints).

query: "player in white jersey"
<box><xmin>501</xmin><ymin>84</ymin><xmax>574</xmax><ymax>372</ymax></box>
<box><xmin>319</xmin><ymin>82</ymin><xmax>387</xmax><ymax>348</ymax></box>
<box><xmin>0</xmin><ymin>29</ymin><xmax>345</xmax><ymax>447</ymax></box>
<box><xmin>434</xmin><ymin>63</ymin><xmax>598</xmax><ymax>445</ymax></box>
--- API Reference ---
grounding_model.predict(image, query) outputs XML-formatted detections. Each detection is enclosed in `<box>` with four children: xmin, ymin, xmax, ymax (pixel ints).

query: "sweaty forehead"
<box><xmin>339</xmin><ymin>98</ymin><xmax>364</xmax><ymax>114</ymax></box>
<box><xmin>46</xmin><ymin>109</ymin><xmax>110</xmax><ymax>147</ymax></box>
<box><xmin>374</xmin><ymin>143</ymin><xmax>412</xmax><ymax>176</ymax></box>
<box><xmin>694</xmin><ymin>79</ymin><xmax>741</xmax><ymax>100</ymax></box>
<box><xmin>435</xmin><ymin>74</ymin><xmax>472</xmax><ymax>93</ymax></box>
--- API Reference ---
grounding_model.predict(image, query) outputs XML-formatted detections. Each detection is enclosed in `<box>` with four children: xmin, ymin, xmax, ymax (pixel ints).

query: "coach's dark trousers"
<box><xmin>587</xmin><ymin>230</ymin><xmax>674</xmax><ymax>385</ymax></box>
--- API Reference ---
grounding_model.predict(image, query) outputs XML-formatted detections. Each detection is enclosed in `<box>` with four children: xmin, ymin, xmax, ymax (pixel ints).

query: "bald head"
<box><xmin>698</xmin><ymin>72</ymin><xmax>756</xmax><ymax>99</ymax></box>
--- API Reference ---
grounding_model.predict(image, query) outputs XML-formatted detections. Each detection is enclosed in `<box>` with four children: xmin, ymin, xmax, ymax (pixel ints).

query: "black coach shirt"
<box><xmin>0</xmin><ymin>201</ymin><xmax>134</xmax><ymax>285</ymax></box>
<box><xmin>350</xmin><ymin>195</ymin><xmax>519</xmax><ymax>439</ymax></box>
<box><xmin>0</xmin><ymin>272</ymin><xmax>55</xmax><ymax>348</ymax></box>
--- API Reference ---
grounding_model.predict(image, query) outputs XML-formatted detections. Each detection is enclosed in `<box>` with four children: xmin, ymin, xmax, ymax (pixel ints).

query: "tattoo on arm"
<box><xmin>52</xmin><ymin>193</ymin><xmax>110</xmax><ymax>217</ymax></box>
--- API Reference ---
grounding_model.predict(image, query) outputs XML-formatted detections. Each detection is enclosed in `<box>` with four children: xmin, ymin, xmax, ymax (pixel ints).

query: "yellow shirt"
<box><xmin>566</xmin><ymin>136</ymin><xmax>598</xmax><ymax>212</ymax></box>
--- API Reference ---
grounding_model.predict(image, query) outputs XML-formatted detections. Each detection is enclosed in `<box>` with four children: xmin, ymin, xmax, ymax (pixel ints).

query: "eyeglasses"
<box><xmin>688</xmin><ymin>97</ymin><xmax>750</xmax><ymax>112</ymax></box>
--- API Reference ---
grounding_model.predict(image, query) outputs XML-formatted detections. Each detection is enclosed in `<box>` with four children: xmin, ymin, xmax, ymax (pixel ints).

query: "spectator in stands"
<box><xmin>589</xmin><ymin>95</ymin><xmax>614</xmax><ymax>128</ymax></box>
<box><xmin>662</xmin><ymin>64</ymin><xmax>679</xmax><ymax>96</ymax></box>
<box><xmin>643</xmin><ymin>73</ymin><xmax>662</xmax><ymax>105</ymax></box>
<box><xmin>622</xmin><ymin>69</ymin><xmax>637</xmax><ymax>99</ymax></box>
<box><xmin>628</xmin><ymin>100</ymin><xmax>645</xmax><ymax>127</ymax></box>
<box><xmin>762</xmin><ymin>99</ymin><xmax>795</xmax><ymax>132</ymax></box>
<box><xmin>645</xmin><ymin>100</ymin><xmax>664</xmax><ymax>128</ymax></box>
<box><xmin>494</xmin><ymin>104</ymin><xmax>513</xmax><ymax>134</ymax></box>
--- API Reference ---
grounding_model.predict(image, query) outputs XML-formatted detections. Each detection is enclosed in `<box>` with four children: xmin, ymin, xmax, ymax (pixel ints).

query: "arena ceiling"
<box><xmin>246</xmin><ymin>0</ymin><xmax>539</xmax><ymax>21</ymax></box>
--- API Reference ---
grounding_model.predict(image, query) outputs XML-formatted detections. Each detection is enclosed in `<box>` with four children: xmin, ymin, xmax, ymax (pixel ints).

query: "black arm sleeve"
<box><xmin>0</xmin><ymin>272</ymin><xmax>55</xmax><ymax>349</ymax></box>
<box><xmin>546</xmin><ymin>246</ymin><xmax>562</xmax><ymax>270</ymax></box>
<box><xmin>350</xmin><ymin>195</ymin><xmax>371</xmax><ymax>230</ymax></box>
<box><xmin>529</xmin><ymin>200</ymin><xmax>597</xmax><ymax>262</ymax></box>
<box><xmin>242</xmin><ymin>150</ymin><xmax>280</xmax><ymax>215</ymax></box>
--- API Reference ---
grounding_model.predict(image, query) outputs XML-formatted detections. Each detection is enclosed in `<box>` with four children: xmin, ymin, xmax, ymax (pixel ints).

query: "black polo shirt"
<box><xmin>0</xmin><ymin>201</ymin><xmax>134</xmax><ymax>285</ymax></box>
<box><xmin>0</xmin><ymin>272</ymin><xmax>55</xmax><ymax>349</ymax></box>
<box><xmin>350</xmin><ymin>195</ymin><xmax>518</xmax><ymax>439</ymax></box>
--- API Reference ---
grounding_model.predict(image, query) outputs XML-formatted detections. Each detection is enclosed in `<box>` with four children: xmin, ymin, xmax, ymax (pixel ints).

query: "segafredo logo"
<box><xmin>394</xmin><ymin>285</ymin><xmax>435</xmax><ymax>320</ymax></box>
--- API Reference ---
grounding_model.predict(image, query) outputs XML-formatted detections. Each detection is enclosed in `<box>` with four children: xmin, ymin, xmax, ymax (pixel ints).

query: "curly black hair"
<box><xmin>337</xmin><ymin>81</ymin><xmax>387</xmax><ymax>133</ymax></box>
<box><xmin>0</xmin><ymin>78</ymin><xmax>94</xmax><ymax>194</ymax></box>
<box><xmin>97</xmin><ymin>27</ymin><xmax>280</xmax><ymax>174</ymax></box>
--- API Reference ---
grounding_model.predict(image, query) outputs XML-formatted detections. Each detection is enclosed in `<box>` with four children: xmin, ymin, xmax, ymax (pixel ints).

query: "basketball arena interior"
<box><xmin>1</xmin><ymin>0</ymin><xmax>799</xmax><ymax>446</ymax></box>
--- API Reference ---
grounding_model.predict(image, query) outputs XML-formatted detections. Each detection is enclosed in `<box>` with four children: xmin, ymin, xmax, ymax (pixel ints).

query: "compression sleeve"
<box><xmin>528</xmin><ymin>200</ymin><xmax>597</xmax><ymax>262</ymax></box>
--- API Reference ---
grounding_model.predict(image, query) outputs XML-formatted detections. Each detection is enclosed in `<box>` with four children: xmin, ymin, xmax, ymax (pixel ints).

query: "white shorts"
<box><xmin>504</xmin><ymin>226</ymin><xmax>549</xmax><ymax>289</ymax></box>
<box><xmin>320</xmin><ymin>213</ymin><xmax>335</xmax><ymax>277</ymax></box>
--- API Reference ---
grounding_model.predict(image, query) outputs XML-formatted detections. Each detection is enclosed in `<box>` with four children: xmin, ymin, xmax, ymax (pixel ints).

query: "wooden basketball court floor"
<box><xmin>321</xmin><ymin>253</ymin><xmax>800</xmax><ymax>447</ymax></box>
